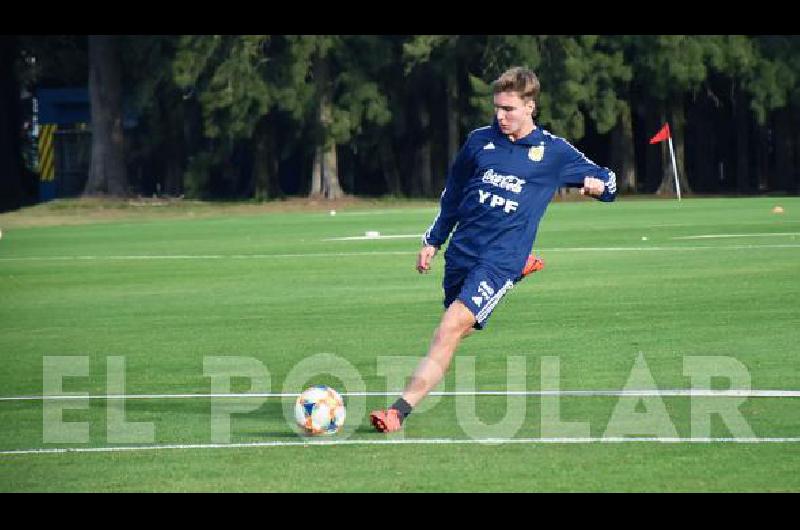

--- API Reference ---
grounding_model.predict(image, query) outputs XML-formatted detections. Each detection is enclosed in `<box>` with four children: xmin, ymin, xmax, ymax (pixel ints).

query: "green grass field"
<box><xmin>1</xmin><ymin>196</ymin><xmax>799</xmax><ymax>492</ymax></box>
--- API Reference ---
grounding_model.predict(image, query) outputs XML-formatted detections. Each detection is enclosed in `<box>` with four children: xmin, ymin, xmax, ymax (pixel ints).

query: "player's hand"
<box><xmin>580</xmin><ymin>177</ymin><xmax>605</xmax><ymax>197</ymax></box>
<box><xmin>417</xmin><ymin>245</ymin><xmax>438</xmax><ymax>274</ymax></box>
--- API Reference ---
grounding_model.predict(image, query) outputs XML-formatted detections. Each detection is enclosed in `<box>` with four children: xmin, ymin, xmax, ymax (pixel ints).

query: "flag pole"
<box><xmin>667</xmin><ymin>135</ymin><xmax>681</xmax><ymax>201</ymax></box>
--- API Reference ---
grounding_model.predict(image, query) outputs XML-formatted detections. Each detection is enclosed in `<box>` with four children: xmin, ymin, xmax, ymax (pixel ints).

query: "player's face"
<box><xmin>494</xmin><ymin>91</ymin><xmax>534</xmax><ymax>141</ymax></box>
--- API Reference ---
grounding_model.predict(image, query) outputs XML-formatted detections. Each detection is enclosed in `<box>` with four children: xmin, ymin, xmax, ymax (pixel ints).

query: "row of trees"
<box><xmin>2</xmin><ymin>35</ymin><xmax>800</xmax><ymax>211</ymax></box>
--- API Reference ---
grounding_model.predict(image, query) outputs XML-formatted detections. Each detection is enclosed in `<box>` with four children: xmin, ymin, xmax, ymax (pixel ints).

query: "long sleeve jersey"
<box><xmin>423</xmin><ymin>120</ymin><xmax>616</xmax><ymax>278</ymax></box>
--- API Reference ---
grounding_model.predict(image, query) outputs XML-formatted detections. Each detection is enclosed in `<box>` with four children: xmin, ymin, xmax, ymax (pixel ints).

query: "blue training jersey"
<box><xmin>423</xmin><ymin>120</ymin><xmax>616</xmax><ymax>278</ymax></box>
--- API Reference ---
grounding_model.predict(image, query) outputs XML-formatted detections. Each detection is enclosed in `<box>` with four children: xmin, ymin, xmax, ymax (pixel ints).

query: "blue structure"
<box><xmin>34</xmin><ymin>88</ymin><xmax>140</xmax><ymax>201</ymax></box>
<box><xmin>37</xmin><ymin>88</ymin><xmax>91</xmax><ymax>125</ymax></box>
<box><xmin>35</xmin><ymin>88</ymin><xmax>91</xmax><ymax>201</ymax></box>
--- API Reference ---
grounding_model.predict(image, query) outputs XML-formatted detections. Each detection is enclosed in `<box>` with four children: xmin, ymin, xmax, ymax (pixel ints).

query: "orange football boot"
<box><xmin>369</xmin><ymin>409</ymin><xmax>403</xmax><ymax>433</ymax></box>
<box><xmin>520</xmin><ymin>254</ymin><xmax>544</xmax><ymax>278</ymax></box>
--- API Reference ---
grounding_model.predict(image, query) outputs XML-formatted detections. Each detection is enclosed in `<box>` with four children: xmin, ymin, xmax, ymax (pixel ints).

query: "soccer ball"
<box><xmin>294</xmin><ymin>385</ymin><xmax>346</xmax><ymax>435</ymax></box>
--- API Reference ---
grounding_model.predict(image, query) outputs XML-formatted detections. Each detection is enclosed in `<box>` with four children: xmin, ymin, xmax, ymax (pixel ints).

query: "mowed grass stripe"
<box><xmin>5</xmin><ymin>436</ymin><xmax>800</xmax><ymax>457</ymax></box>
<box><xmin>1</xmin><ymin>242</ymin><xmax>800</xmax><ymax>262</ymax></box>
<box><xmin>0</xmin><ymin>197</ymin><xmax>798</xmax><ymax>491</ymax></box>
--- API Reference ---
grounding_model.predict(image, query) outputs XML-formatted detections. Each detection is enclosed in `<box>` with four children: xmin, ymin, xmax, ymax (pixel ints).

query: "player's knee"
<box><xmin>437</xmin><ymin>318</ymin><xmax>472</xmax><ymax>342</ymax></box>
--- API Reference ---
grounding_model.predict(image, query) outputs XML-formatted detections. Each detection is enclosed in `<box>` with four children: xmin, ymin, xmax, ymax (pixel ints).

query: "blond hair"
<box><xmin>492</xmin><ymin>67</ymin><xmax>540</xmax><ymax>116</ymax></box>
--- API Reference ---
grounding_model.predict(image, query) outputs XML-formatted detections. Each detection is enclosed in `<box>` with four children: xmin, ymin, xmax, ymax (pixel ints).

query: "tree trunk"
<box><xmin>686</xmin><ymin>92</ymin><xmax>718</xmax><ymax>193</ymax></box>
<box><xmin>641</xmin><ymin>102</ymin><xmax>662</xmax><ymax>193</ymax></box>
<box><xmin>162</xmin><ymin>91</ymin><xmax>184</xmax><ymax>196</ymax></box>
<box><xmin>253</xmin><ymin>121</ymin><xmax>269</xmax><ymax>201</ymax></box>
<box><xmin>444</xmin><ymin>68</ymin><xmax>459</xmax><ymax>193</ymax></box>
<box><xmin>164</xmin><ymin>156</ymin><xmax>183</xmax><ymax>197</ymax></box>
<box><xmin>774</xmin><ymin>108</ymin><xmax>794</xmax><ymax>194</ymax></box>
<box><xmin>757</xmin><ymin>121</ymin><xmax>770</xmax><ymax>192</ymax></box>
<box><xmin>417</xmin><ymin>98</ymin><xmax>433</xmax><ymax>197</ymax></box>
<box><xmin>657</xmin><ymin>102</ymin><xmax>691</xmax><ymax>196</ymax></box>
<box><xmin>794</xmin><ymin>107</ymin><xmax>800</xmax><ymax>195</ymax></box>
<box><xmin>610</xmin><ymin>104</ymin><xmax>636</xmax><ymax>193</ymax></box>
<box><xmin>309</xmin><ymin>56</ymin><xmax>342</xmax><ymax>200</ymax></box>
<box><xmin>379</xmin><ymin>138</ymin><xmax>402</xmax><ymax>196</ymax></box>
<box><xmin>0</xmin><ymin>36</ymin><xmax>22</xmax><ymax>211</ymax></box>
<box><xmin>310</xmin><ymin>146</ymin><xmax>322</xmax><ymax>196</ymax></box>
<box><xmin>84</xmin><ymin>35</ymin><xmax>129</xmax><ymax>197</ymax></box>
<box><xmin>734</xmin><ymin>83</ymin><xmax>750</xmax><ymax>194</ymax></box>
<box><xmin>322</xmin><ymin>142</ymin><xmax>342</xmax><ymax>199</ymax></box>
<box><xmin>253</xmin><ymin>117</ymin><xmax>282</xmax><ymax>201</ymax></box>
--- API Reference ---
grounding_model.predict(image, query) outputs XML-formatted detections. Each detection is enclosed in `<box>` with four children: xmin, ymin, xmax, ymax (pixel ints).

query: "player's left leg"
<box><xmin>370</xmin><ymin>301</ymin><xmax>475</xmax><ymax>433</ymax></box>
<box><xmin>402</xmin><ymin>300</ymin><xmax>477</xmax><ymax>407</ymax></box>
<box><xmin>371</xmin><ymin>265</ymin><xmax>516</xmax><ymax>433</ymax></box>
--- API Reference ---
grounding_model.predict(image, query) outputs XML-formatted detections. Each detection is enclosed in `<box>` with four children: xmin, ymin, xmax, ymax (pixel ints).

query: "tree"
<box><xmin>309</xmin><ymin>45</ymin><xmax>343</xmax><ymax>199</ymax></box>
<box><xmin>745</xmin><ymin>40</ymin><xmax>797</xmax><ymax>122</ymax></box>
<box><xmin>303</xmin><ymin>36</ymin><xmax>393</xmax><ymax>199</ymax></box>
<box><xmin>359</xmin><ymin>36</ymin><xmax>407</xmax><ymax>196</ymax></box>
<box><xmin>16</xmin><ymin>35</ymin><xmax>800</xmax><ymax>202</ymax></box>
<box><xmin>627</xmin><ymin>35</ymin><xmax>718</xmax><ymax>196</ymax></box>
<box><xmin>591</xmin><ymin>36</ymin><xmax>636</xmax><ymax>192</ymax></box>
<box><xmin>628</xmin><ymin>37</ymin><xmax>678</xmax><ymax>194</ymax></box>
<box><xmin>465</xmin><ymin>36</ymin><xmax>632</xmax><ymax>194</ymax></box>
<box><xmin>84</xmin><ymin>35</ymin><xmax>129</xmax><ymax>196</ymax></box>
<box><xmin>11</xmin><ymin>36</ymin><xmax>88</xmax><ymax>207</ymax></box>
<box><xmin>118</xmin><ymin>35</ymin><xmax>188</xmax><ymax>197</ymax></box>
<box><xmin>402</xmin><ymin>36</ymin><xmax>483</xmax><ymax>194</ymax></box>
<box><xmin>174</xmin><ymin>35</ymin><xmax>278</xmax><ymax>199</ymax></box>
<box><xmin>745</xmin><ymin>36</ymin><xmax>800</xmax><ymax>194</ymax></box>
<box><xmin>172</xmin><ymin>35</ymin><xmax>394</xmax><ymax>200</ymax></box>
<box><xmin>0</xmin><ymin>36</ymin><xmax>23</xmax><ymax>211</ymax></box>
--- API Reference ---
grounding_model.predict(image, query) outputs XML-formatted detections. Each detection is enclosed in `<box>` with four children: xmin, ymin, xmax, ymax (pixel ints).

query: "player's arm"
<box><xmin>556</xmin><ymin>138</ymin><xmax>617</xmax><ymax>202</ymax></box>
<box><xmin>418</xmin><ymin>141</ymin><xmax>475</xmax><ymax>273</ymax></box>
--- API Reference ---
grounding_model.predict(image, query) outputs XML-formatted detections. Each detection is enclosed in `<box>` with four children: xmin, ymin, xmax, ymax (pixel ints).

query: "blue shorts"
<box><xmin>443</xmin><ymin>264</ymin><xmax>516</xmax><ymax>330</ymax></box>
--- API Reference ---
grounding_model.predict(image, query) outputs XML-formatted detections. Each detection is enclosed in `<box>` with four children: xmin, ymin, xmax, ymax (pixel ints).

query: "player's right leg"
<box><xmin>518</xmin><ymin>254</ymin><xmax>544</xmax><ymax>280</ymax></box>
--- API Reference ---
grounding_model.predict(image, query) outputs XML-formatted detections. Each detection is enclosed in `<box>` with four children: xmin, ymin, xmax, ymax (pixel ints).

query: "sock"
<box><xmin>390</xmin><ymin>398</ymin><xmax>413</xmax><ymax>423</ymax></box>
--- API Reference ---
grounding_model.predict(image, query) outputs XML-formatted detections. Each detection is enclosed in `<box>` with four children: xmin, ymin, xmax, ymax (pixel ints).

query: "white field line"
<box><xmin>324</xmin><ymin>208</ymin><xmax>437</xmax><ymax>216</ymax></box>
<box><xmin>541</xmin><ymin>244</ymin><xmax>800</xmax><ymax>252</ymax></box>
<box><xmin>3</xmin><ymin>243</ymin><xmax>800</xmax><ymax>263</ymax></box>
<box><xmin>0</xmin><ymin>251</ymin><xmax>418</xmax><ymax>262</ymax></box>
<box><xmin>672</xmin><ymin>232</ymin><xmax>800</xmax><ymax>240</ymax></box>
<box><xmin>2</xmin><ymin>389</ymin><xmax>799</xmax><ymax>402</ymax></box>
<box><xmin>3</xmin><ymin>437</ymin><xmax>800</xmax><ymax>456</ymax></box>
<box><xmin>325</xmin><ymin>234</ymin><xmax>421</xmax><ymax>241</ymax></box>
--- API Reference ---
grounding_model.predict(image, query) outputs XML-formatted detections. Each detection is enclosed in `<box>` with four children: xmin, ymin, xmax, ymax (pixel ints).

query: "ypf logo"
<box><xmin>477</xmin><ymin>190</ymin><xmax>518</xmax><ymax>214</ymax></box>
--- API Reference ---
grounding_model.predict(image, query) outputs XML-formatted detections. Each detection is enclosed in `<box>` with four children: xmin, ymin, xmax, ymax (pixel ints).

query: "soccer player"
<box><xmin>370</xmin><ymin>66</ymin><xmax>616</xmax><ymax>433</ymax></box>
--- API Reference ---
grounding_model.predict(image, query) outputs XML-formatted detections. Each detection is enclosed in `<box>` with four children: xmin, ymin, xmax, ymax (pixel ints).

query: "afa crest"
<box><xmin>528</xmin><ymin>144</ymin><xmax>545</xmax><ymax>162</ymax></box>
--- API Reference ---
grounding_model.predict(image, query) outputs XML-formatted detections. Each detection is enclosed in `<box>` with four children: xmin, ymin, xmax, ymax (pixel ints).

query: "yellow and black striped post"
<box><xmin>38</xmin><ymin>124</ymin><xmax>57</xmax><ymax>182</ymax></box>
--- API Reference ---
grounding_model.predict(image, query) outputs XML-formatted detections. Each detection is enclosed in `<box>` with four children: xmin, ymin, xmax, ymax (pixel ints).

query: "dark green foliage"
<box><xmin>10</xmin><ymin>35</ymin><xmax>800</xmax><ymax>201</ymax></box>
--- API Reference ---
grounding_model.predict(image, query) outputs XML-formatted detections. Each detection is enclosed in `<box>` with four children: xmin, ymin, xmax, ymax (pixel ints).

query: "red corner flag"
<box><xmin>649</xmin><ymin>123</ymin><xmax>671</xmax><ymax>144</ymax></box>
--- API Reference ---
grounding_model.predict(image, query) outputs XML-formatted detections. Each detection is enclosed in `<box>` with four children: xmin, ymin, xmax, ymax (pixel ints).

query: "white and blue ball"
<box><xmin>294</xmin><ymin>385</ymin><xmax>346</xmax><ymax>435</ymax></box>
